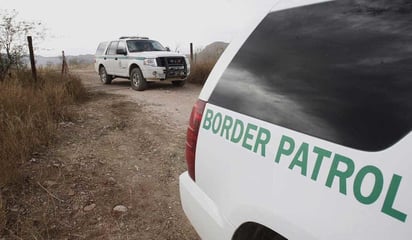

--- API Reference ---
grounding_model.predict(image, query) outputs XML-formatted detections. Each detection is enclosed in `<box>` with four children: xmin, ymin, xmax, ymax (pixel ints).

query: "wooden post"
<box><xmin>27</xmin><ymin>36</ymin><xmax>37</xmax><ymax>82</ymax></box>
<box><xmin>61</xmin><ymin>51</ymin><xmax>69</xmax><ymax>77</ymax></box>
<box><xmin>61</xmin><ymin>51</ymin><xmax>65</xmax><ymax>75</ymax></box>
<box><xmin>190</xmin><ymin>43</ymin><xmax>193</xmax><ymax>62</ymax></box>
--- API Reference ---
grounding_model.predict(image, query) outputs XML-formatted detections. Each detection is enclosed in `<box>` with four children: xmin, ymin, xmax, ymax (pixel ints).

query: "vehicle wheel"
<box><xmin>99</xmin><ymin>66</ymin><xmax>112</xmax><ymax>84</ymax></box>
<box><xmin>130</xmin><ymin>68</ymin><xmax>147</xmax><ymax>91</ymax></box>
<box><xmin>172</xmin><ymin>80</ymin><xmax>186</xmax><ymax>87</ymax></box>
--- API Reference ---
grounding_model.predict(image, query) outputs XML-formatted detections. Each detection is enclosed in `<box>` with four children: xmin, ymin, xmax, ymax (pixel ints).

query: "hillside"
<box><xmin>33</xmin><ymin>54</ymin><xmax>95</xmax><ymax>66</ymax></box>
<box><xmin>195</xmin><ymin>41</ymin><xmax>229</xmax><ymax>63</ymax></box>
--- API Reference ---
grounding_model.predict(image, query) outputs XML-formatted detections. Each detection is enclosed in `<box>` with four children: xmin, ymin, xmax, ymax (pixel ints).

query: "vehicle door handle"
<box><xmin>115</xmin><ymin>58</ymin><xmax>118</xmax><ymax>60</ymax></box>
<box><xmin>104</xmin><ymin>57</ymin><xmax>107</xmax><ymax>60</ymax></box>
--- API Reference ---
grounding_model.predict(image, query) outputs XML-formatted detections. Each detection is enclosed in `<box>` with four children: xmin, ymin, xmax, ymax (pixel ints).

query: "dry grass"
<box><xmin>187</xmin><ymin>60</ymin><xmax>217</xmax><ymax>85</ymax></box>
<box><xmin>0</xmin><ymin>70</ymin><xmax>86</xmax><ymax>234</ymax></box>
<box><xmin>0</xmin><ymin>70</ymin><xmax>87</xmax><ymax>187</ymax></box>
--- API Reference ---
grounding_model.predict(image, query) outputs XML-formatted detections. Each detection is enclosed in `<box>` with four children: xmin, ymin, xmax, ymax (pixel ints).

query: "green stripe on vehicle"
<box><xmin>95</xmin><ymin>56</ymin><xmax>146</xmax><ymax>60</ymax></box>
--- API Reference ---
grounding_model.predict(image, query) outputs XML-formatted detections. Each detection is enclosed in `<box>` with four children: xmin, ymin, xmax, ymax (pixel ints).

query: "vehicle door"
<box><xmin>105</xmin><ymin>41</ymin><xmax>118</xmax><ymax>75</ymax></box>
<box><xmin>115</xmin><ymin>41</ymin><xmax>129</xmax><ymax>77</ymax></box>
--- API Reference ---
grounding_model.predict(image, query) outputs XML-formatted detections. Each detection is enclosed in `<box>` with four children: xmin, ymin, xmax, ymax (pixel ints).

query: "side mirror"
<box><xmin>165</xmin><ymin>47</ymin><xmax>171</xmax><ymax>52</ymax></box>
<box><xmin>116</xmin><ymin>48</ymin><xmax>127</xmax><ymax>55</ymax></box>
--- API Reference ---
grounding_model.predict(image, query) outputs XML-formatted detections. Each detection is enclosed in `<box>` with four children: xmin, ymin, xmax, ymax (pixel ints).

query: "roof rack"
<box><xmin>119</xmin><ymin>36</ymin><xmax>149</xmax><ymax>40</ymax></box>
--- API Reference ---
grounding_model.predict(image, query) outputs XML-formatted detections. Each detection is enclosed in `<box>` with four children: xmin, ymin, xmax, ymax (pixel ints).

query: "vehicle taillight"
<box><xmin>185</xmin><ymin>99</ymin><xmax>206</xmax><ymax>181</ymax></box>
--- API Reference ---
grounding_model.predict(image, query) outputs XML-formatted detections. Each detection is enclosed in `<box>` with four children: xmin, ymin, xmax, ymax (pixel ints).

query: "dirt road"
<box><xmin>3</xmin><ymin>68</ymin><xmax>202</xmax><ymax>239</ymax></box>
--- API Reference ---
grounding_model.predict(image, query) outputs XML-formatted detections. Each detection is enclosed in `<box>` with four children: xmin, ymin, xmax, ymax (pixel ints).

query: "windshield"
<box><xmin>126</xmin><ymin>40</ymin><xmax>166</xmax><ymax>52</ymax></box>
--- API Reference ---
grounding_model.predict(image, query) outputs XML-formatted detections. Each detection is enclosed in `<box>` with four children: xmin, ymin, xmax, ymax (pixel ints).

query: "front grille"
<box><xmin>156</xmin><ymin>57</ymin><xmax>185</xmax><ymax>67</ymax></box>
<box><xmin>156</xmin><ymin>57</ymin><xmax>187</xmax><ymax>79</ymax></box>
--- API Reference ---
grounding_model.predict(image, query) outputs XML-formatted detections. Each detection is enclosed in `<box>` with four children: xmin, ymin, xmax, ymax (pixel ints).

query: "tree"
<box><xmin>0</xmin><ymin>9</ymin><xmax>44</xmax><ymax>80</ymax></box>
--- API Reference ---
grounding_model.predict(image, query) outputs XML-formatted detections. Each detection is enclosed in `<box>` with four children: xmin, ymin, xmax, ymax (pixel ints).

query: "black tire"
<box><xmin>130</xmin><ymin>68</ymin><xmax>147</xmax><ymax>91</ymax></box>
<box><xmin>172</xmin><ymin>80</ymin><xmax>186</xmax><ymax>87</ymax></box>
<box><xmin>99</xmin><ymin>66</ymin><xmax>112</xmax><ymax>84</ymax></box>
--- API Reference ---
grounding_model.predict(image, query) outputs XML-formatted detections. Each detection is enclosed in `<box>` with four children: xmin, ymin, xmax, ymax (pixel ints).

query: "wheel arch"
<box><xmin>98</xmin><ymin>63</ymin><xmax>106</xmax><ymax>70</ymax></box>
<box><xmin>129</xmin><ymin>63</ymin><xmax>141</xmax><ymax>76</ymax></box>
<box><xmin>232</xmin><ymin>222</ymin><xmax>287</xmax><ymax>240</ymax></box>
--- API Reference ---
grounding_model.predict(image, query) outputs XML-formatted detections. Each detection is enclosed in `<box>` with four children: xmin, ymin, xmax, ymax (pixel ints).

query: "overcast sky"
<box><xmin>1</xmin><ymin>0</ymin><xmax>276</xmax><ymax>56</ymax></box>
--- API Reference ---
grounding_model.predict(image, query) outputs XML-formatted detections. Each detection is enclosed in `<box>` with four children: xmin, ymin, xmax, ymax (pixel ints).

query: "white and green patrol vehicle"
<box><xmin>180</xmin><ymin>0</ymin><xmax>412</xmax><ymax>239</ymax></box>
<box><xmin>94</xmin><ymin>37</ymin><xmax>190</xmax><ymax>91</ymax></box>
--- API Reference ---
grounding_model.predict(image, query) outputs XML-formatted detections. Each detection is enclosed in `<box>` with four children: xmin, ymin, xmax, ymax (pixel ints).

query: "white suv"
<box><xmin>94</xmin><ymin>37</ymin><xmax>190</xmax><ymax>91</ymax></box>
<box><xmin>180</xmin><ymin>0</ymin><xmax>412</xmax><ymax>239</ymax></box>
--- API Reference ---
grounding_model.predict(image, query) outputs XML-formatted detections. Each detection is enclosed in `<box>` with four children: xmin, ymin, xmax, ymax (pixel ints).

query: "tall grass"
<box><xmin>0</xmin><ymin>70</ymin><xmax>87</xmax><ymax>187</ymax></box>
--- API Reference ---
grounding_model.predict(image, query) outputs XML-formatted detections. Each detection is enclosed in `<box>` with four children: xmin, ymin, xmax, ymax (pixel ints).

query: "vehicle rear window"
<box><xmin>209</xmin><ymin>0</ymin><xmax>412</xmax><ymax>151</ymax></box>
<box><xmin>95</xmin><ymin>42</ymin><xmax>108</xmax><ymax>56</ymax></box>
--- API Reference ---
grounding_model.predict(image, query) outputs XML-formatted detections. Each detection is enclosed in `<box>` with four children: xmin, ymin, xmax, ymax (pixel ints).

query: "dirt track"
<box><xmin>2</xmin><ymin>68</ymin><xmax>201</xmax><ymax>239</ymax></box>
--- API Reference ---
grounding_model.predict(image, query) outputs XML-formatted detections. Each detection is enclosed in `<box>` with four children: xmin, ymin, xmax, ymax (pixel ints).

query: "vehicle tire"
<box><xmin>99</xmin><ymin>66</ymin><xmax>112</xmax><ymax>84</ymax></box>
<box><xmin>130</xmin><ymin>68</ymin><xmax>147</xmax><ymax>91</ymax></box>
<box><xmin>172</xmin><ymin>80</ymin><xmax>186</xmax><ymax>87</ymax></box>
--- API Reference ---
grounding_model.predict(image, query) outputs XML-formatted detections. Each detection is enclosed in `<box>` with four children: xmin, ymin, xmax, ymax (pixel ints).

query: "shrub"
<box><xmin>187</xmin><ymin>60</ymin><xmax>217</xmax><ymax>85</ymax></box>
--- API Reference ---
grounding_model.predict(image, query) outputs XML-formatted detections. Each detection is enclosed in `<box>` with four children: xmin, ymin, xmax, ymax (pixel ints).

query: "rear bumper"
<box><xmin>179</xmin><ymin>172</ymin><xmax>232</xmax><ymax>239</ymax></box>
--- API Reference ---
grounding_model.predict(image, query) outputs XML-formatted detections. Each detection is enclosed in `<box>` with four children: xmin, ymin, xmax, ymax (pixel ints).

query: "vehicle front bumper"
<box><xmin>179</xmin><ymin>172</ymin><xmax>232</xmax><ymax>239</ymax></box>
<box><xmin>141</xmin><ymin>66</ymin><xmax>189</xmax><ymax>81</ymax></box>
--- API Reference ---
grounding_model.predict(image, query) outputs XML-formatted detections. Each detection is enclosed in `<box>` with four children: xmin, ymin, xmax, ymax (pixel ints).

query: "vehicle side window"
<box><xmin>107</xmin><ymin>41</ymin><xmax>119</xmax><ymax>55</ymax></box>
<box><xmin>117</xmin><ymin>41</ymin><xmax>126</xmax><ymax>54</ymax></box>
<box><xmin>209</xmin><ymin>0</ymin><xmax>412</xmax><ymax>151</ymax></box>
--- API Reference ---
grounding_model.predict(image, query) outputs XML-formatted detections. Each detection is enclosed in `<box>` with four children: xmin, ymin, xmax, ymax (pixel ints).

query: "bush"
<box><xmin>0</xmin><ymin>70</ymin><xmax>87</xmax><ymax>187</ymax></box>
<box><xmin>187</xmin><ymin>60</ymin><xmax>217</xmax><ymax>85</ymax></box>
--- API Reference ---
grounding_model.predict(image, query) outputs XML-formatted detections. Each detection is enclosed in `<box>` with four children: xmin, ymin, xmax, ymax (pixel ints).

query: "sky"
<box><xmin>1</xmin><ymin>0</ymin><xmax>277</xmax><ymax>56</ymax></box>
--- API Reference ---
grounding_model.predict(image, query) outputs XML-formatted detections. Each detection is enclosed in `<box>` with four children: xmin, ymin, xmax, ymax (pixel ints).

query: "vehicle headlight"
<box><xmin>143</xmin><ymin>58</ymin><xmax>157</xmax><ymax>67</ymax></box>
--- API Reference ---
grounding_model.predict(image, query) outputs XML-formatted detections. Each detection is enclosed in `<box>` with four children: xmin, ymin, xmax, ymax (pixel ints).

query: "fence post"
<box><xmin>61</xmin><ymin>50</ymin><xmax>69</xmax><ymax>78</ymax></box>
<box><xmin>190</xmin><ymin>43</ymin><xmax>193</xmax><ymax>62</ymax></box>
<box><xmin>27</xmin><ymin>36</ymin><xmax>37</xmax><ymax>82</ymax></box>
